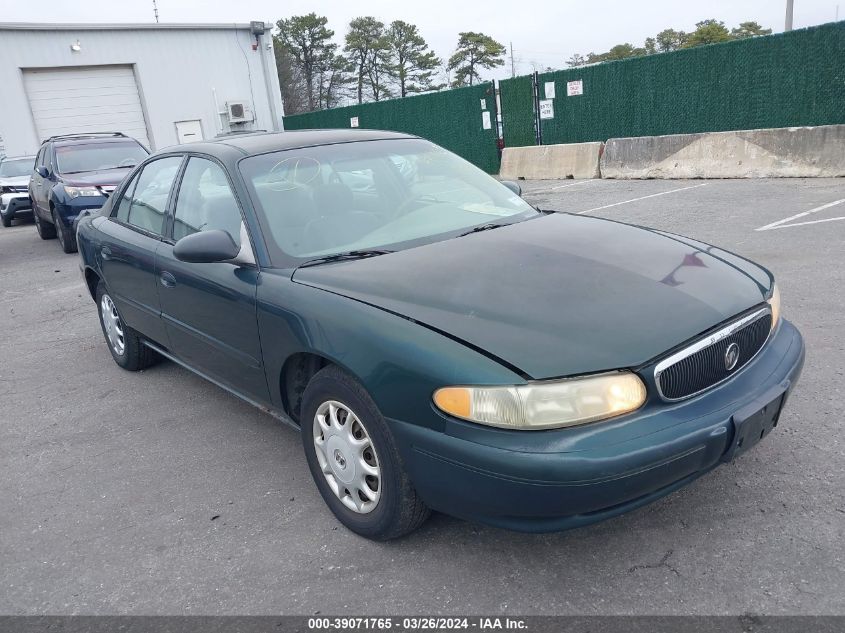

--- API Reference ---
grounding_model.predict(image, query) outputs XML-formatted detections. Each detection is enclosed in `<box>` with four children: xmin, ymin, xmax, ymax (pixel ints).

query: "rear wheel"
<box><xmin>53</xmin><ymin>208</ymin><xmax>77</xmax><ymax>253</ymax></box>
<box><xmin>301</xmin><ymin>365</ymin><xmax>430</xmax><ymax>540</ymax></box>
<box><xmin>95</xmin><ymin>281</ymin><xmax>159</xmax><ymax>371</ymax></box>
<box><xmin>34</xmin><ymin>207</ymin><xmax>56</xmax><ymax>240</ymax></box>
<box><xmin>1</xmin><ymin>213</ymin><xmax>11</xmax><ymax>228</ymax></box>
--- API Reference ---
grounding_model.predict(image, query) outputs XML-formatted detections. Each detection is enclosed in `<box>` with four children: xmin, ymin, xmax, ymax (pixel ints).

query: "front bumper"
<box><xmin>389</xmin><ymin>319</ymin><xmax>805</xmax><ymax>532</ymax></box>
<box><xmin>54</xmin><ymin>196</ymin><xmax>107</xmax><ymax>228</ymax></box>
<box><xmin>0</xmin><ymin>193</ymin><xmax>32</xmax><ymax>220</ymax></box>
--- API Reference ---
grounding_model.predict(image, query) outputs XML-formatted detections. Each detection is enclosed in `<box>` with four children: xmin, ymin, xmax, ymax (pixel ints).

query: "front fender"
<box><xmin>257</xmin><ymin>271</ymin><xmax>524</xmax><ymax>432</ymax></box>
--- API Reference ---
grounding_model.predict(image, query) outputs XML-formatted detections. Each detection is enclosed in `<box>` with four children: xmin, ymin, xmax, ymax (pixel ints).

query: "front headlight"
<box><xmin>433</xmin><ymin>372</ymin><xmax>647</xmax><ymax>430</ymax></box>
<box><xmin>767</xmin><ymin>283</ymin><xmax>781</xmax><ymax>331</ymax></box>
<box><xmin>63</xmin><ymin>185</ymin><xmax>101</xmax><ymax>198</ymax></box>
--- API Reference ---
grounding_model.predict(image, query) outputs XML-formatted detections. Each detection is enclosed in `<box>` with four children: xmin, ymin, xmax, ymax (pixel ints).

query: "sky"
<box><xmin>1</xmin><ymin>0</ymin><xmax>841</xmax><ymax>80</ymax></box>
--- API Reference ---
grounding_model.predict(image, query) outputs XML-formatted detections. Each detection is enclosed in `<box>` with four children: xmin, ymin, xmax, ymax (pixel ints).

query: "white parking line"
<box><xmin>524</xmin><ymin>179</ymin><xmax>597</xmax><ymax>196</ymax></box>
<box><xmin>755</xmin><ymin>198</ymin><xmax>845</xmax><ymax>231</ymax></box>
<box><xmin>550</xmin><ymin>180</ymin><xmax>595</xmax><ymax>190</ymax></box>
<box><xmin>576</xmin><ymin>183</ymin><xmax>708</xmax><ymax>215</ymax></box>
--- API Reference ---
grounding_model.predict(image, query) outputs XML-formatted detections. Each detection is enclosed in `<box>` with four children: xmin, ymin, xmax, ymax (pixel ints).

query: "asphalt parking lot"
<box><xmin>1</xmin><ymin>177</ymin><xmax>844</xmax><ymax>615</ymax></box>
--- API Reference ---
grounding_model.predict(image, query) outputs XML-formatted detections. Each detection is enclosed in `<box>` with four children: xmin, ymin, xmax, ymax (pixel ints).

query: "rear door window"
<box><xmin>113</xmin><ymin>171</ymin><xmax>142</xmax><ymax>223</ymax></box>
<box><xmin>119</xmin><ymin>157</ymin><xmax>182</xmax><ymax>235</ymax></box>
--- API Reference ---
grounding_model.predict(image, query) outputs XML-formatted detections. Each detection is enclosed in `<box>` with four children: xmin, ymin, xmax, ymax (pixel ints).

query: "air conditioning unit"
<box><xmin>226</xmin><ymin>101</ymin><xmax>254</xmax><ymax>124</ymax></box>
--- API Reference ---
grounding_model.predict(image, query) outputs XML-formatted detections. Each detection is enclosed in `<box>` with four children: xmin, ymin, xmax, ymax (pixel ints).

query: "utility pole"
<box><xmin>152</xmin><ymin>0</ymin><xmax>159</xmax><ymax>23</ymax></box>
<box><xmin>509</xmin><ymin>42</ymin><xmax>515</xmax><ymax>78</ymax></box>
<box><xmin>785</xmin><ymin>0</ymin><xmax>794</xmax><ymax>31</ymax></box>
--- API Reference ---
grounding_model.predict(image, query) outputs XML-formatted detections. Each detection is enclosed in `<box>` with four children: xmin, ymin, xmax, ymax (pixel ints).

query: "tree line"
<box><xmin>274</xmin><ymin>15</ymin><xmax>775</xmax><ymax>113</ymax></box>
<box><xmin>565</xmin><ymin>20</ymin><xmax>772</xmax><ymax>67</ymax></box>
<box><xmin>275</xmin><ymin>13</ymin><xmax>507</xmax><ymax>114</ymax></box>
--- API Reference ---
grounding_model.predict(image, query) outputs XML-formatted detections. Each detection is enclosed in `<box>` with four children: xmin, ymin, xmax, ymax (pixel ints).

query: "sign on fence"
<box><xmin>567</xmin><ymin>80</ymin><xmax>584</xmax><ymax>96</ymax></box>
<box><xmin>350</xmin><ymin>116</ymin><xmax>359</xmax><ymax>128</ymax></box>
<box><xmin>544</xmin><ymin>82</ymin><xmax>556</xmax><ymax>99</ymax></box>
<box><xmin>539</xmin><ymin>100</ymin><xmax>554</xmax><ymax>120</ymax></box>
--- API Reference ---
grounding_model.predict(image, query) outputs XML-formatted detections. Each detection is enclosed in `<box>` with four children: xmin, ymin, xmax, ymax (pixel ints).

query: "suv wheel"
<box><xmin>1</xmin><ymin>213</ymin><xmax>11</xmax><ymax>228</ymax></box>
<box><xmin>301</xmin><ymin>365</ymin><xmax>430</xmax><ymax>540</ymax></box>
<box><xmin>95</xmin><ymin>281</ymin><xmax>159</xmax><ymax>371</ymax></box>
<box><xmin>53</xmin><ymin>208</ymin><xmax>77</xmax><ymax>253</ymax></box>
<box><xmin>34</xmin><ymin>208</ymin><xmax>56</xmax><ymax>240</ymax></box>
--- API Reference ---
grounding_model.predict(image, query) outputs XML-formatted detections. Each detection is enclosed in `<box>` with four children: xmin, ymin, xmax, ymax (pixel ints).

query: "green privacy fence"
<box><xmin>500</xmin><ymin>21</ymin><xmax>845</xmax><ymax>148</ymax></box>
<box><xmin>283</xmin><ymin>83</ymin><xmax>500</xmax><ymax>173</ymax></box>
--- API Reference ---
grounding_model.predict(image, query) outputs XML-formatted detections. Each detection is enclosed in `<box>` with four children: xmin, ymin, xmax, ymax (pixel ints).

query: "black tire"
<box><xmin>34</xmin><ymin>207</ymin><xmax>56</xmax><ymax>240</ymax></box>
<box><xmin>1</xmin><ymin>214</ymin><xmax>11</xmax><ymax>228</ymax></box>
<box><xmin>300</xmin><ymin>365</ymin><xmax>430</xmax><ymax>540</ymax></box>
<box><xmin>53</xmin><ymin>208</ymin><xmax>77</xmax><ymax>253</ymax></box>
<box><xmin>95</xmin><ymin>281</ymin><xmax>159</xmax><ymax>371</ymax></box>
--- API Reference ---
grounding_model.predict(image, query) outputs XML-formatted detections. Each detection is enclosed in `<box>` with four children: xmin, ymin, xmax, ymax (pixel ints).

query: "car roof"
<box><xmin>165</xmin><ymin>129</ymin><xmax>418</xmax><ymax>157</ymax></box>
<box><xmin>51</xmin><ymin>136</ymin><xmax>144</xmax><ymax>147</ymax></box>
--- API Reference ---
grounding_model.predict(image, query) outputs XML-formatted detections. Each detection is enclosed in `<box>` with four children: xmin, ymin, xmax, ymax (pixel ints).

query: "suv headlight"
<box><xmin>63</xmin><ymin>185</ymin><xmax>101</xmax><ymax>198</ymax></box>
<box><xmin>767</xmin><ymin>283</ymin><xmax>781</xmax><ymax>331</ymax></box>
<box><xmin>433</xmin><ymin>372</ymin><xmax>647</xmax><ymax>430</ymax></box>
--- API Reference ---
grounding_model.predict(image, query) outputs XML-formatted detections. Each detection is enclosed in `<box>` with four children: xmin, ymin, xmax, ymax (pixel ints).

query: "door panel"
<box><xmin>98</xmin><ymin>220</ymin><xmax>167</xmax><ymax>344</ymax></box>
<box><xmin>157</xmin><ymin>245</ymin><xmax>267</xmax><ymax>401</ymax></box>
<box><xmin>157</xmin><ymin>156</ymin><xmax>268</xmax><ymax>402</ymax></box>
<box><xmin>98</xmin><ymin>156</ymin><xmax>183</xmax><ymax>344</ymax></box>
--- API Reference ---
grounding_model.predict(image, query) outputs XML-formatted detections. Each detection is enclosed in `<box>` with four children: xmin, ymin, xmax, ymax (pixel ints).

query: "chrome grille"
<box><xmin>655</xmin><ymin>308</ymin><xmax>772</xmax><ymax>401</ymax></box>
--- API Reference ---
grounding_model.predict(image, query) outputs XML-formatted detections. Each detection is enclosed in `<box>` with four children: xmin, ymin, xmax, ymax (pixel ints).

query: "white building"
<box><xmin>0</xmin><ymin>22</ymin><xmax>284</xmax><ymax>157</ymax></box>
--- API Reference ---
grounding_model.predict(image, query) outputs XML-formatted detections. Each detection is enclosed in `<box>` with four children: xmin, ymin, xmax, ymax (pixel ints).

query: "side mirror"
<box><xmin>173</xmin><ymin>230</ymin><xmax>240</xmax><ymax>264</ymax></box>
<box><xmin>501</xmin><ymin>180</ymin><xmax>522</xmax><ymax>197</ymax></box>
<box><xmin>36</xmin><ymin>166</ymin><xmax>49</xmax><ymax>178</ymax></box>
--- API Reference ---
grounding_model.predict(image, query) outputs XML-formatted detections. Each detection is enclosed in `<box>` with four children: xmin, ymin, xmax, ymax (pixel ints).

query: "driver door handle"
<box><xmin>159</xmin><ymin>271</ymin><xmax>177</xmax><ymax>288</ymax></box>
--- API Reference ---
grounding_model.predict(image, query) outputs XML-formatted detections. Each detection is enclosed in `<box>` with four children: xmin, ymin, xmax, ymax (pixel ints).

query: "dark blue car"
<box><xmin>76</xmin><ymin>130</ymin><xmax>805</xmax><ymax>540</ymax></box>
<box><xmin>30</xmin><ymin>132</ymin><xmax>148</xmax><ymax>253</ymax></box>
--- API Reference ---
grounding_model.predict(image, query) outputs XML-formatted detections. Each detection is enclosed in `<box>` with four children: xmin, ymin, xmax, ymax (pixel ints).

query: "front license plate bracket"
<box><xmin>722</xmin><ymin>389</ymin><xmax>786</xmax><ymax>462</ymax></box>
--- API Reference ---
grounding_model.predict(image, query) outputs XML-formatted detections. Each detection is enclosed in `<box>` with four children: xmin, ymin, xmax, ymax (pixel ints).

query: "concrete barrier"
<box><xmin>601</xmin><ymin>125</ymin><xmax>845</xmax><ymax>179</ymax></box>
<box><xmin>499</xmin><ymin>142</ymin><xmax>602</xmax><ymax>180</ymax></box>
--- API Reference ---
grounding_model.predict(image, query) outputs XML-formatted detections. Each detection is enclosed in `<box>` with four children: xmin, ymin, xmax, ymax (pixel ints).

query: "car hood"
<box><xmin>0</xmin><ymin>176</ymin><xmax>30</xmax><ymax>187</ymax></box>
<box><xmin>292</xmin><ymin>213</ymin><xmax>772</xmax><ymax>379</ymax></box>
<box><xmin>60</xmin><ymin>169</ymin><xmax>132</xmax><ymax>188</ymax></box>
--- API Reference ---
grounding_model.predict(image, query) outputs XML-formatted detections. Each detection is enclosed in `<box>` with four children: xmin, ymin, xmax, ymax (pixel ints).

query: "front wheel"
<box><xmin>95</xmin><ymin>281</ymin><xmax>159</xmax><ymax>371</ymax></box>
<box><xmin>53</xmin><ymin>208</ymin><xmax>77</xmax><ymax>253</ymax></box>
<box><xmin>1</xmin><ymin>213</ymin><xmax>11</xmax><ymax>228</ymax></box>
<box><xmin>301</xmin><ymin>365</ymin><xmax>430</xmax><ymax>540</ymax></box>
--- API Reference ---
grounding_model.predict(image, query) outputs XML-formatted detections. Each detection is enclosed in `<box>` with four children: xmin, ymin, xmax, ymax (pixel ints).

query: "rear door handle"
<box><xmin>159</xmin><ymin>271</ymin><xmax>177</xmax><ymax>288</ymax></box>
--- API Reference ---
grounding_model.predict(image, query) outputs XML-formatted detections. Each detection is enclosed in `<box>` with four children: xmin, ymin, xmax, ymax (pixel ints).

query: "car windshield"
<box><xmin>239</xmin><ymin>138</ymin><xmax>538</xmax><ymax>262</ymax></box>
<box><xmin>0</xmin><ymin>158</ymin><xmax>34</xmax><ymax>178</ymax></box>
<box><xmin>55</xmin><ymin>141</ymin><xmax>149</xmax><ymax>174</ymax></box>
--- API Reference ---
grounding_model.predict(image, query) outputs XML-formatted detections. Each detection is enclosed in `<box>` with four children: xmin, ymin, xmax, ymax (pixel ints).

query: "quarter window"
<box><xmin>122</xmin><ymin>157</ymin><xmax>182</xmax><ymax>235</ymax></box>
<box><xmin>113</xmin><ymin>171</ymin><xmax>141</xmax><ymax>223</ymax></box>
<box><xmin>172</xmin><ymin>157</ymin><xmax>242</xmax><ymax>247</ymax></box>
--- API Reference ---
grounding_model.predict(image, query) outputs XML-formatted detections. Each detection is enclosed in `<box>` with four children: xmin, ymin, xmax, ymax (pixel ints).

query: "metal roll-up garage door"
<box><xmin>23</xmin><ymin>65</ymin><xmax>151</xmax><ymax>149</ymax></box>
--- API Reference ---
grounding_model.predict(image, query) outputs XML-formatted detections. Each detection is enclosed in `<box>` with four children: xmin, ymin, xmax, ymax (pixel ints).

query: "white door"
<box><xmin>23</xmin><ymin>65</ymin><xmax>151</xmax><ymax>149</ymax></box>
<box><xmin>175</xmin><ymin>120</ymin><xmax>204</xmax><ymax>144</ymax></box>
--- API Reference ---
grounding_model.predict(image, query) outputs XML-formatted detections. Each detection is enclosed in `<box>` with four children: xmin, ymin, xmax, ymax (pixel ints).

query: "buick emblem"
<box><xmin>724</xmin><ymin>342</ymin><xmax>740</xmax><ymax>371</ymax></box>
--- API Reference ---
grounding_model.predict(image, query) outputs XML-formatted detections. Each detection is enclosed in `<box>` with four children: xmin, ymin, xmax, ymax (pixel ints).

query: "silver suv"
<box><xmin>0</xmin><ymin>156</ymin><xmax>35</xmax><ymax>227</ymax></box>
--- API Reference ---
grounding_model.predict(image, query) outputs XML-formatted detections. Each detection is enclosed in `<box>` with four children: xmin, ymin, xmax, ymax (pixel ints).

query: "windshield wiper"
<box><xmin>297</xmin><ymin>249</ymin><xmax>395</xmax><ymax>269</ymax></box>
<box><xmin>457</xmin><ymin>222</ymin><xmax>509</xmax><ymax>237</ymax></box>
